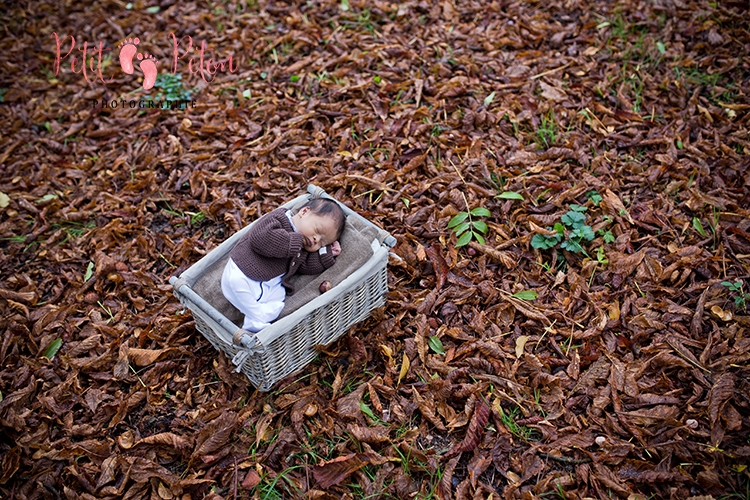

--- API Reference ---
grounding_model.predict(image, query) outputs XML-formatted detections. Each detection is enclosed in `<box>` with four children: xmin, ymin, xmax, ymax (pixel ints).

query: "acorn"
<box><xmin>319</xmin><ymin>280</ymin><xmax>331</xmax><ymax>293</ymax></box>
<box><xmin>467</xmin><ymin>247</ymin><xmax>477</xmax><ymax>257</ymax></box>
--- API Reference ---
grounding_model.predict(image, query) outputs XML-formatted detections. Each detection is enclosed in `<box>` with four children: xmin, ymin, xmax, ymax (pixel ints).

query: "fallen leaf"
<box><xmin>515</xmin><ymin>335</ymin><xmax>529</xmax><ymax>358</ymax></box>
<box><xmin>313</xmin><ymin>454</ymin><xmax>366</xmax><ymax>489</ymax></box>
<box><xmin>397</xmin><ymin>353</ymin><xmax>410</xmax><ymax>386</ymax></box>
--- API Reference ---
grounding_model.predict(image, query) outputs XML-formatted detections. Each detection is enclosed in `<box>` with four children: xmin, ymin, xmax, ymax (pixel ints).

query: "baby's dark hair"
<box><xmin>301</xmin><ymin>198</ymin><xmax>346</xmax><ymax>239</ymax></box>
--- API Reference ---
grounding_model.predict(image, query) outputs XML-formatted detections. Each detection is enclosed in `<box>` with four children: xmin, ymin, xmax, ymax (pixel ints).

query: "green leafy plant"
<box><xmin>498</xmin><ymin>405</ymin><xmax>536</xmax><ymax>441</ymax></box>
<box><xmin>722</xmin><ymin>281</ymin><xmax>748</xmax><ymax>310</ymax></box>
<box><xmin>559</xmin><ymin>208</ymin><xmax>595</xmax><ymax>253</ymax></box>
<box><xmin>595</xmin><ymin>246</ymin><xmax>608</xmax><ymax>264</ymax></box>
<box><xmin>496</xmin><ymin>191</ymin><xmax>524</xmax><ymax>201</ymax></box>
<box><xmin>531</xmin><ymin>229</ymin><xmax>562</xmax><ymax>250</ymax></box>
<box><xmin>692</xmin><ymin>216</ymin><xmax>708</xmax><ymax>238</ymax></box>
<box><xmin>531</xmin><ymin>204</ymin><xmax>595</xmax><ymax>255</ymax></box>
<box><xmin>534</xmin><ymin>110</ymin><xmax>558</xmax><ymax>149</ymax></box>
<box><xmin>150</xmin><ymin>73</ymin><xmax>192</xmax><ymax>101</ymax></box>
<box><xmin>448</xmin><ymin>207</ymin><xmax>490</xmax><ymax>247</ymax></box>
<box><xmin>252</xmin><ymin>466</ymin><xmax>303</xmax><ymax>499</ymax></box>
<box><xmin>599</xmin><ymin>229</ymin><xmax>616</xmax><ymax>243</ymax></box>
<box><xmin>586</xmin><ymin>190</ymin><xmax>603</xmax><ymax>206</ymax></box>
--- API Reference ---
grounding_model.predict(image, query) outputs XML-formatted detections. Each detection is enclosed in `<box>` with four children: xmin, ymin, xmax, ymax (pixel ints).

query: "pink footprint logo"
<box><xmin>117</xmin><ymin>37</ymin><xmax>140</xmax><ymax>74</ymax></box>
<box><xmin>137</xmin><ymin>53</ymin><xmax>158</xmax><ymax>90</ymax></box>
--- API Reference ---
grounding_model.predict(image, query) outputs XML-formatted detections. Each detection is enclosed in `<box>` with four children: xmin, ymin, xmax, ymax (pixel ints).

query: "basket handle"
<box><xmin>307</xmin><ymin>184</ymin><xmax>327</xmax><ymax>198</ymax></box>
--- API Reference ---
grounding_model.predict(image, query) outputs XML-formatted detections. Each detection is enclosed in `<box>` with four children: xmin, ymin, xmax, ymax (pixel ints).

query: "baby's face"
<box><xmin>293</xmin><ymin>208</ymin><xmax>338</xmax><ymax>252</ymax></box>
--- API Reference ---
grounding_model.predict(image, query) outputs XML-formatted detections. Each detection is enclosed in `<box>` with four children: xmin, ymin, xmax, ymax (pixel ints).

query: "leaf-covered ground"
<box><xmin>1</xmin><ymin>0</ymin><xmax>749</xmax><ymax>498</ymax></box>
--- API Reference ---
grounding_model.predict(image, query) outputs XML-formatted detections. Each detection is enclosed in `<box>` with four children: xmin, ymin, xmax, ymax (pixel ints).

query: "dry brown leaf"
<box><xmin>445</xmin><ymin>399</ymin><xmax>490</xmax><ymax>458</ymax></box>
<box><xmin>515</xmin><ymin>336</ymin><xmax>528</xmax><ymax>359</ymax></box>
<box><xmin>539</xmin><ymin>81</ymin><xmax>568</xmax><ymax>102</ymax></box>
<box><xmin>602</xmin><ymin>188</ymin><xmax>634</xmax><ymax>224</ymax></box>
<box><xmin>242</xmin><ymin>469</ymin><xmax>261</xmax><ymax>490</ymax></box>
<box><xmin>192</xmin><ymin>412</ymin><xmax>238</xmax><ymax>459</ymax></box>
<box><xmin>312</xmin><ymin>453</ymin><xmax>367</xmax><ymax>489</ymax></box>
<box><xmin>346</xmin><ymin>423</ymin><xmax>389</xmax><ymax>444</ymax></box>
<box><xmin>137</xmin><ymin>432</ymin><xmax>192</xmax><ymax>451</ymax></box>
<box><xmin>127</xmin><ymin>347</ymin><xmax>177</xmax><ymax>366</ymax></box>
<box><xmin>397</xmin><ymin>353</ymin><xmax>410</xmax><ymax>386</ymax></box>
<box><xmin>337</xmin><ymin>383</ymin><xmax>367</xmax><ymax>422</ymax></box>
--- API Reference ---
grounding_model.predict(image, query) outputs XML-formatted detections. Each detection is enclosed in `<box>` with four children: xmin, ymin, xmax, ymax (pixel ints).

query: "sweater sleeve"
<box><xmin>296</xmin><ymin>245</ymin><xmax>336</xmax><ymax>274</ymax></box>
<box><xmin>246</xmin><ymin>209</ymin><xmax>304</xmax><ymax>258</ymax></box>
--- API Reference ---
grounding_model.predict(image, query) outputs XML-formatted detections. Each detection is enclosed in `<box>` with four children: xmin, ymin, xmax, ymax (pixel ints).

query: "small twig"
<box><xmin>531</xmin><ymin>62</ymin><xmax>572</xmax><ymax>80</ymax></box>
<box><xmin>129</xmin><ymin>364</ymin><xmax>146</xmax><ymax>388</ymax></box>
<box><xmin>233</xmin><ymin>456</ymin><xmax>238</xmax><ymax>499</ymax></box>
<box><xmin>467</xmin><ymin>240</ymin><xmax>523</xmax><ymax>266</ymax></box>
<box><xmin>665</xmin><ymin>337</ymin><xmax>711</xmax><ymax>374</ymax></box>
<box><xmin>538</xmin><ymin>452</ymin><xmax>592</xmax><ymax>464</ymax></box>
<box><xmin>449</xmin><ymin>158</ymin><xmax>466</xmax><ymax>185</ymax></box>
<box><xmin>191</xmin><ymin>381</ymin><xmax>222</xmax><ymax>389</ymax></box>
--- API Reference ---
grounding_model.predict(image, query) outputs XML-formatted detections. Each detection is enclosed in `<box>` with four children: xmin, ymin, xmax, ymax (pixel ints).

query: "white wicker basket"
<box><xmin>169</xmin><ymin>185</ymin><xmax>395</xmax><ymax>391</ymax></box>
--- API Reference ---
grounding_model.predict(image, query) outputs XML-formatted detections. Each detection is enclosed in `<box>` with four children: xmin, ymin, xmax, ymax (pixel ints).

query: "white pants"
<box><xmin>221</xmin><ymin>258</ymin><xmax>286</xmax><ymax>332</ymax></box>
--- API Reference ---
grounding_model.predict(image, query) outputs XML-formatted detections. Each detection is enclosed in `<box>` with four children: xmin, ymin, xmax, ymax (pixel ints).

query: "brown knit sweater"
<box><xmin>229</xmin><ymin>208</ymin><xmax>336</xmax><ymax>294</ymax></box>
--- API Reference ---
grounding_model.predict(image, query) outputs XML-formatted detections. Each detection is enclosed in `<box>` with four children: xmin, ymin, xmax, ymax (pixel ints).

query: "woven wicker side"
<box><xmin>242</xmin><ymin>265</ymin><xmax>387</xmax><ymax>391</ymax></box>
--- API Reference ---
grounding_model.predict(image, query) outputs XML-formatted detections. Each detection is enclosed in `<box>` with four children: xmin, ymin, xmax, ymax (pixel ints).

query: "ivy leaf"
<box><xmin>561</xmin><ymin>210</ymin><xmax>586</xmax><ymax>228</ymax></box>
<box><xmin>428</xmin><ymin>336</ymin><xmax>445</xmax><ymax>355</ymax></box>
<box><xmin>531</xmin><ymin>233</ymin><xmax>560</xmax><ymax>250</ymax></box>
<box><xmin>578</xmin><ymin>225</ymin><xmax>595</xmax><ymax>241</ymax></box>
<box><xmin>512</xmin><ymin>290</ymin><xmax>538</xmax><ymax>301</ymax></box>
<box><xmin>561</xmin><ymin>239</ymin><xmax>584</xmax><ymax>253</ymax></box>
<box><xmin>587</xmin><ymin>191</ymin><xmax>603</xmax><ymax>206</ymax></box>
<box><xmin>569</xmin><ymin>204</ymin><xmax>588</xmax><ymax>213</ymax></box>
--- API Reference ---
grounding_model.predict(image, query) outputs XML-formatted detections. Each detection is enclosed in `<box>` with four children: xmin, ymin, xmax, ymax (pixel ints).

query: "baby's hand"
<box><xmin>331</xmin><ymin>241</ymin><xmax>341</xmax><ymax>256</ymax></box>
